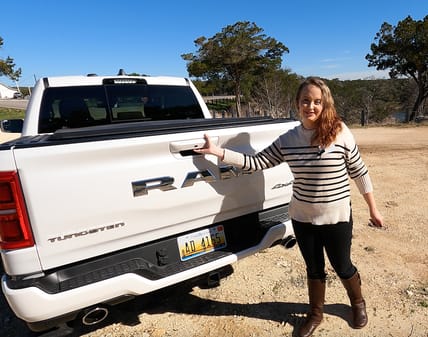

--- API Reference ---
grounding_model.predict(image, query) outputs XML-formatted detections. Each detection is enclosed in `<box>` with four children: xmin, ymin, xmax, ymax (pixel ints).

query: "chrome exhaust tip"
<box><xmin>281</xmin><ymin>235</ymin><xmax>297</xmax><ymax>249</ymax></box>
<box><xmin>81</xmin><ymin>306</ymin><xmax>109</xmax><ymax>326</ymax></box>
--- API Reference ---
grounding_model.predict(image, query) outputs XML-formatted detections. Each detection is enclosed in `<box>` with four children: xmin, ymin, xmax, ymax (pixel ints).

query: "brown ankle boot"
<box><xmin>341</xmin><ymin>271</ymin><xmax>368</xmax><ymax>328</ymax></box>
<box><xmin>298</xmin><ymin>278</ymin><xmax>325</xmax><ymax>337</ymax></box>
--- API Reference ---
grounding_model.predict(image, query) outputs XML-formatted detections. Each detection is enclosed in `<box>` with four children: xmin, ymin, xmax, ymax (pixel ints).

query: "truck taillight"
<box><xmin>0</xmin><ymin>172</ymin><xmax>34</xmax><ymax>250</ymax></box>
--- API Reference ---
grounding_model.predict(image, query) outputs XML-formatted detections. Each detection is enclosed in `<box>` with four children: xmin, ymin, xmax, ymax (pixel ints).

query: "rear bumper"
<box><xmin>2</xmin><ymin>219</ymin><xmax>293</xmax><ymax>324</ymax></box>
<box><xmin>2</xmin><ymin>251</ymin><xmax>238</xmax><ymax>323</ymax></box>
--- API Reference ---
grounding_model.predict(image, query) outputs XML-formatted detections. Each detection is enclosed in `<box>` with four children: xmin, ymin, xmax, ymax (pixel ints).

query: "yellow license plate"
<box><xmin>177</xmin><ymin>225</ymin><xmax>227</xmax><ymax>261</ymax></box>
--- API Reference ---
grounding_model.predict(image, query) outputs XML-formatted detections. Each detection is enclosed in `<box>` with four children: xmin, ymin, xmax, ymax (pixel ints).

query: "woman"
<box><xmin>195</xmin><ymin>77</ymin><xmax>384</xmax><ymax>337</ymax></box>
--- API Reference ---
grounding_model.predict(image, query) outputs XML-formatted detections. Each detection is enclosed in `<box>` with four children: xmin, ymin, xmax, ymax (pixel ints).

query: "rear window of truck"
<box><xmin>38</xmin><ymin>83</ymin><xmax>204</xmax><ymax>133</ymax></box>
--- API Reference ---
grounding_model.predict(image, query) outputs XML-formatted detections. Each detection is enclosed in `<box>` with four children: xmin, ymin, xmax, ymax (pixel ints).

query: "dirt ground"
<box><xmin>1</xmin><ymin>126</ymin><xmax>427</xmax><ymax>337</ymax></box>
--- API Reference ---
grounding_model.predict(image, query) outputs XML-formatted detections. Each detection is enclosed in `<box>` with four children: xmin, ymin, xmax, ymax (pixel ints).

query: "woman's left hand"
<box><xmin>369</xmin><ymin>208</ymin><xmax>385</xmax><ymax>229</ymax></box>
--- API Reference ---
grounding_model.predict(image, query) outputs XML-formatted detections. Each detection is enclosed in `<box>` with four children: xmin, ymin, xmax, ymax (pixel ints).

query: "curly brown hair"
<box><xmin>295</xmin><ymin>77</ymin><xmax>342</xmax><ymax>147</ymax></box>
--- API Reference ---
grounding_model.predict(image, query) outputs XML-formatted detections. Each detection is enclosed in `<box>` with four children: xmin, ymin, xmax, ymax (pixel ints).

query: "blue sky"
<box><xmin>1</xmin><ymin>0</ymin><xmax>426</xmax><ymax>87</ymax></box>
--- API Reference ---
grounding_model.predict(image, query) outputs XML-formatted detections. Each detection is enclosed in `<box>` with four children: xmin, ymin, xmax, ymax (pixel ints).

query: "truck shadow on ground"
<box><xmin>71</xmin><ymin>280</ymin><xmax>353</xmax><ymax>337</ymax></box>
<box><xmin>0</xmin><ymin>277</ymin><xmax>353</xmax><ymax>337</ymax></box>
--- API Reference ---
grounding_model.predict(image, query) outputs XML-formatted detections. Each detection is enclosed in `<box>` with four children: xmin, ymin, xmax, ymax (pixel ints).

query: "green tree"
<box><xmin>0</xmin><ymin>36</ymin><xmax>21</xmax><ymax>81</ymax></box>
<box><xmin>328</xmin><ymin>79</ymin><xmax>406</xmax><ymax>125</ymax></box>
<box><xmin>181</xmin><ymin>21</ymin><xmax>289</xmax><ymax>117</ymax></box>
<box><xmin>366</xmin><ymin>15</ymin><xmax>428</xmax><ymax>121</ymax></box>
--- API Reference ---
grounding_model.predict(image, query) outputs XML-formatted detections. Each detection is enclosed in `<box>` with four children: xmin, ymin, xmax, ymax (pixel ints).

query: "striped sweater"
<box><xmin>223</xmin><ymin>123</ymin><xmax>373</xmax><ymax>225</ymax></box>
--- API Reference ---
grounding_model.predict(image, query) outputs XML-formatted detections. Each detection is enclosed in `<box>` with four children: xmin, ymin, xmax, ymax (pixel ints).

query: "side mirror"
<box><xmin>0</xmin><ymin>119</ymin><xmax>24</xmax><ymax>133</ymax></box>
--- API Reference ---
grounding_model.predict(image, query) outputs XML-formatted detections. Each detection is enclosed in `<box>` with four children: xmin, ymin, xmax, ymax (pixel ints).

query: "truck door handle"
<box><xmin>169</xmin><ymin>137</ymin><xmax>218</xmax><ymax>156</ymax></box>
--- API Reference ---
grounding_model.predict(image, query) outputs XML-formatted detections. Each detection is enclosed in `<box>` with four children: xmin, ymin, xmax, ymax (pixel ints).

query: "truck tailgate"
<box><xmin>12</xmin><ymin>120</ymin><xmax>296</xmax><ymax>270</ymax></box>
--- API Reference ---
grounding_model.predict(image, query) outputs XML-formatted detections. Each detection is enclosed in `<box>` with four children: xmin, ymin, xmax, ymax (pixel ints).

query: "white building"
<box><xmin>0</xmin><ymin>83</ymin><xmax>19</xmax><ymax>99</ymax></box>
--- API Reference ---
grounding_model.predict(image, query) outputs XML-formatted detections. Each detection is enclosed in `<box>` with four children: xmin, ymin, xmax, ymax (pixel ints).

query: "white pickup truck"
<box><xmin>0</xmin><ymin>73</ymin><xmax>299</xmax><ymax>333</ymax></box>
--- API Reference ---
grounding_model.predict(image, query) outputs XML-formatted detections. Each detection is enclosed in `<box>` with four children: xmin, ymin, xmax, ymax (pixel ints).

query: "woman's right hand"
<box><xmin>194</xmin><ymin>134</ymin><xmax>225</xmax><ymax>160</ymax></box>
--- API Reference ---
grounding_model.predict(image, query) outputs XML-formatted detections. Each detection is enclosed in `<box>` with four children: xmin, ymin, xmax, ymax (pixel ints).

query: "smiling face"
<box><xmin>297</xmin><ymin>84</ymin><xmax>324</xmax><ymax>129</ymax></box>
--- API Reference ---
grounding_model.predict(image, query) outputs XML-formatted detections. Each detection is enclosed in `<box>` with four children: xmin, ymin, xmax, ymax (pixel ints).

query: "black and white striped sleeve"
<box><xmin>222</xmin><ymin>138</ymin><xmax>284</xmax><ymax>171</ymax></box>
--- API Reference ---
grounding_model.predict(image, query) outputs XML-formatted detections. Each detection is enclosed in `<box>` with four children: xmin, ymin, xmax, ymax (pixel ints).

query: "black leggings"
<box><xmin>292</xmin><ymin>216</ymin><xmax>357</xmax><ymax>280</ymax></box>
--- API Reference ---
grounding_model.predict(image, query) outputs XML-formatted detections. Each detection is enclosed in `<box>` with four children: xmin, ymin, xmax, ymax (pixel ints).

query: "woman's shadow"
<box><xmin>106</xmin><ymin>284</ymin><xmax>353</xmax><ymax>337</ymax></box>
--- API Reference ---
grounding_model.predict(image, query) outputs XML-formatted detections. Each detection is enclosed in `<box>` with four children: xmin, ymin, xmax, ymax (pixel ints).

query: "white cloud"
<box><xmin>321</xmin><ymin>56</ymin><xmax>352</xmax><ymax>63</ymax></box>
<box><xmin>321</xmin><ymin>64</ymin><xmax>340</xmax><ymax>70</ymax></box>
<box><xmin>325</xmin><ymin>69</ymin><xmax>390</xmax><ymax>80</ymax></box>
